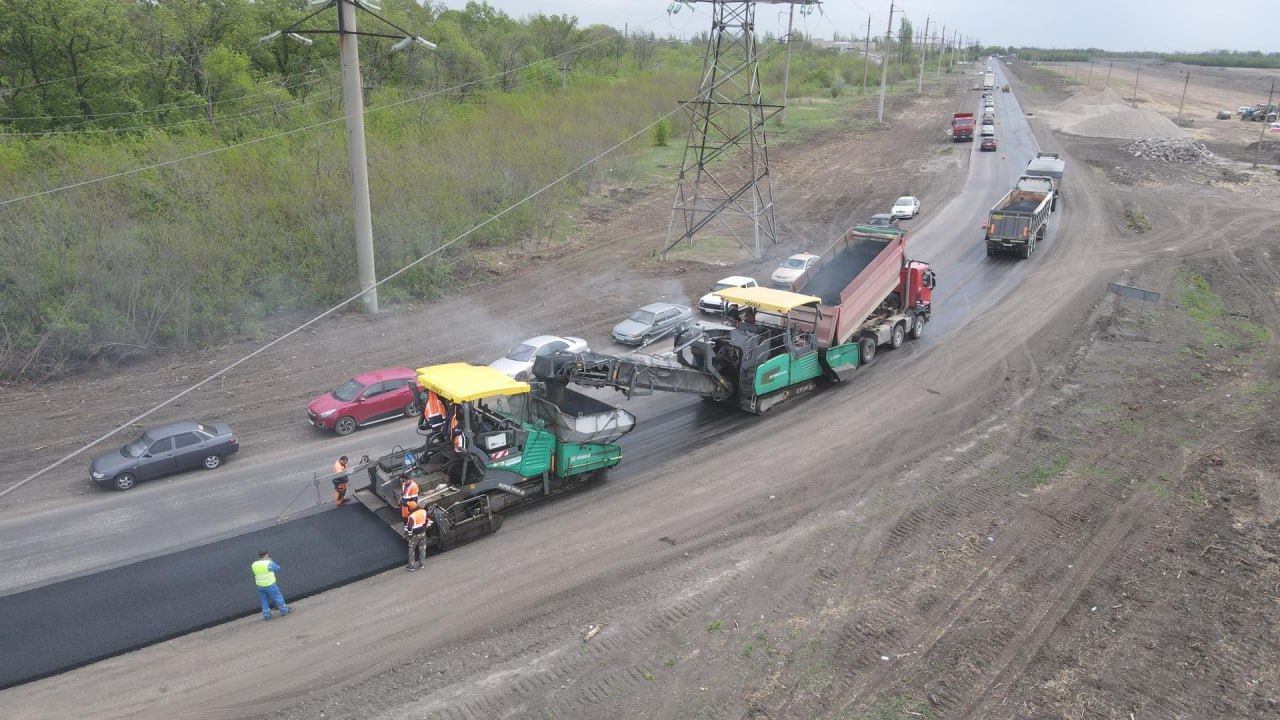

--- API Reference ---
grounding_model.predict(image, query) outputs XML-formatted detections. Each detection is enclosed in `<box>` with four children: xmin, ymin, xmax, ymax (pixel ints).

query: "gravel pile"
<box><xmin>1121</xmin><ymin>137</ymin><xmax>1215</xmax><ymax>163</ymax></box>
<box><xmin>1066</xmin><ymin>107</ymin><xmax>1185</xmax><ymax>140</ymax></box>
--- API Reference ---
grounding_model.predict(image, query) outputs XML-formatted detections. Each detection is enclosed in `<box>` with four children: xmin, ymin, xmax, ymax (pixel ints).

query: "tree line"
<box><xmin>0</xmin><ymin>1</ymin><xmax>921</xmax><ymax>381</ymax></box>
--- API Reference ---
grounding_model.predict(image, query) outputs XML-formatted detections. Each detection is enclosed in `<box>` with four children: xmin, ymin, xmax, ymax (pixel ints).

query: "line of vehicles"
<box><xmin>340</xmin><ymin>221</ymin><xmax>937</xmax><ymax>544</ymax></box>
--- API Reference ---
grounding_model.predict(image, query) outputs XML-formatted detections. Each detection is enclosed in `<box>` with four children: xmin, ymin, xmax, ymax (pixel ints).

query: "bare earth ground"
<box><xmin>6</xmin><ymin>62</ymin><xmax>1280</xmax><ymax>720</ymax></box>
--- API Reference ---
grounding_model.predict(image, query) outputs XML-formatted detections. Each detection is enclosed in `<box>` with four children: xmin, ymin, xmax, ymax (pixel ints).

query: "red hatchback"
<box><xmin>307</xmin><ymin>367</ymin><xmax>419</xmax><ymax>436</ymax></box>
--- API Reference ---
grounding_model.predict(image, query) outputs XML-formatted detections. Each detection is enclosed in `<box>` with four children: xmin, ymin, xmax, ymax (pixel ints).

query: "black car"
<box><xmin>865</xmin><ymin>213</ymin><xmax>901</xmax><ymax>229</ymax></box>
<box><xmin>90</xmin><ymin>420</ymin><xmax>239</xmax><ymax>491</ymax></box>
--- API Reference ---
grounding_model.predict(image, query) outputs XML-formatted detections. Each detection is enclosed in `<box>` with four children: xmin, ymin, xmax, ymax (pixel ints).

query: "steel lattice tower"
<box><xmin>662</xmin><ymin>1</ymin><xmax>816</xmax><ymax>260</ymax></box>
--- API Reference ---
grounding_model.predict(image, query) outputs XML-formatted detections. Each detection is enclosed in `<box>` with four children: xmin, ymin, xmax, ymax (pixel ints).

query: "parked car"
<box><xmin>770</xmin><ymin>252</ymin><xmax>820</xmax><ymax>287</ymax></box>
<box><xmin>490</xmin><ymin>335</ymin><xmax>589</xmax><ymax>379</ymax></box>
<box><xmin>980</xmin><ymin>136</ymin><xmax>998</xmax><ymax>152</ymax></box>
<box><xmin>698</xmin><ymin>276</ymin><xmax>758</xmax><ymax>314</ymax></box>
<box><xmin>864</xmin><ymin>213</ymin><xmax>900</xmax><ymax>229</ymax></box>
<box><xmin>1216</xmin><ymin>109</ymin><xmax>1232</xmax><ymax>120</ymax></box>
<box><xmin>307</xmin><ymin>367</ymin><xmax>419</xmax><ymax>436</ymax></box>
<box><xmin>612</xmin><ymin>302</ymin><xmax>694</xmax><ymax>345</ymax></box>
<box><xmin>890</xmin><ymin>196</ymin><xmax>921</xmax><ymax>219</ymax></box>
<box><xmin>90</xmin><ymin>420</ymin><xmax>238</xmax><ymax>491</ymax></box>
<box><xmin>1270</xmin><ymin>122</ymin><xmax>1280</xmax><ymax>133</ymax></box>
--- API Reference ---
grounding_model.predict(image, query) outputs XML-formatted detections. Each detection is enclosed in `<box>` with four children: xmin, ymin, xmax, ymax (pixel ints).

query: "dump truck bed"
<box><xmin>792</xmin><ymin>227</ymin><xmax>905</xmax><ymax>348</ymax></box>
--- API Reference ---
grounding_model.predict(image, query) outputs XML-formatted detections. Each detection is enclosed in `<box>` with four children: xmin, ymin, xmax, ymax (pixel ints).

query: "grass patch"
<box><xmin>707</xmin><ymin>619</ymin><xmax>724</xmax><ymax>633</ymax></box>
<box><xmin>1177</xmin><ymin>270</ymin><xmax>1273</xmax><ymax>349</ymax></box>
<box><xmin>843</xmin><ymin>693</ymin><xmax>937</xmax><ymax>720</ymax></box>
<box><xmin>662</xmin><ymin>234</ymin><xmax>756</xmax><ymax>266</ymax></box>
<box><xmin>1124</xmin><ymin>204</ymin><xmax>1152</xmax><ymax>232</ymax></box>
<box><xmin>1022</xmin><ymin>454</ymin><xmax>1071</xmax><ymax>488</ymax></box>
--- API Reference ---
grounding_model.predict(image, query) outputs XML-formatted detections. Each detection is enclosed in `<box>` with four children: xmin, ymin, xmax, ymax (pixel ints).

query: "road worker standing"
<box><xmin>332</xmin><ymin>455</ymin><xmax>350</xmax><ymax>506</ymax></box>
<box><xmin>400</xmin><ymin>475</ymin><xmax>420</xmax><ymax>519</ymax></box>
<box><xmin>252</xmin><ymin>550</ymin><xmax>290</xmax><ymax>619</ymax></box>
<box><xmin>404</xmin><ymin>506</ymin><xmax>433</xmax><ymax>571</ymax></box>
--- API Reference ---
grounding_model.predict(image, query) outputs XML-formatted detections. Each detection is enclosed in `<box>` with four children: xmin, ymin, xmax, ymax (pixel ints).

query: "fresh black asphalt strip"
<box><xmin>0</xmin><ymin>504</ymin><xmax>402</xmax><ymax>690</ymax></box>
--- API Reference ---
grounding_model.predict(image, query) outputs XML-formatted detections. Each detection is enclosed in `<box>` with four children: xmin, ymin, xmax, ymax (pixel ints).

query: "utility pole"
<box><xmin>917</xmin><ymin>16</ymin><xmax>929</xmax><ymax>93</ymax></box>
<box><xmin>862</xmin><ymin>15</ymin><xmax>872</xmax><ymax>93</ymax></box>
<box><xmin>1254</xmin><ymin>78</ymin><xmax>1276</xmax><ymax>168</ymax></box>
<box><xmin>1086</xmin><ymin>61</ymin><xmax>1093</xmax><ymax>88</ymax></box>
<box><xmin>1131</xmin><ymin>63</ymin><xmax>1141</xmax><ymax>108</ymax></box>
<box><xmin>1177</xmin><ymin>70</ymin><xmax>1190</xmax><ymax>124</ymax></box>
<box><xmin>261</xmin><ymin>0</ymin><xmax>434</xmax><ymax>315</ymax></box>
<box><xmin>936</xmin><ymin>25</ymin><xmax>945</xmax><ymax>80</ymax></box>
<box><xmin>336</xmin><ymin>0</ymin><xmax>377</xmax><ymax>313</ymax></box>
<box><xmin>1105</xmin><ymin>61</ymin><xmax>1113</xmax><ymax>88</ymax></box>
<box><xmin>780</xmin><ymin>3</ymin><xmax>795</xmax><ymax>124</ymax></box>
<box><xmin>876</xmin><ymin>1</ymin><xmax>898</xmax><ymax>122</ymax></box>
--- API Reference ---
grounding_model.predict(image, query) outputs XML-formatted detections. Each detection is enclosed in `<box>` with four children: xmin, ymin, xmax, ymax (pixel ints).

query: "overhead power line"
<box><xmin>0</xmin><ymin>101</ymin><xmax>684</xmax><ymax>501</ymax></box>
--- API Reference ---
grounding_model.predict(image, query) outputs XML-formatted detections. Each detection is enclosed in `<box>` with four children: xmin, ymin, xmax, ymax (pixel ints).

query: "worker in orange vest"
<box><xmin>331</xmin><ymin>456</ymin><xmax>350</xmax><ymax>506</ymax></box>
<box><xmin>421</xmin><ymin>388</ymin><xmax>447</xmax><ymax>434</ymax></box>
<box><xmin>400</xmin><ymin>476</ymin><xmax>420</xmax><ymax>519</ymax></box>
<box><xmin>404</xmin><ymin>506</ymin><xmax>433</xmax><ymax>571</ymax></box>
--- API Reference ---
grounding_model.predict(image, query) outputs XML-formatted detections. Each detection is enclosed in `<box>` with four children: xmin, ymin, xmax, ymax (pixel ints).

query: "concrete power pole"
<box><xmin>1132</xmin><ymin>64</ymin><xmax>1141</xmax><ymax>108</ymax></box>
<box><xmin>917</xmin><ymin>16</ymin><xmax>929</xmax><ymax>93</ymax></box>
<box><xmin>936</xmin><ymin>25</ymin><xmax>944</xmax><ymax>80</ymax></box>
<box><xmin>1177</xmin><ymin>70</ymin><xmax>1190</xmax><ymax>124</ymax></box>
<box><xmin>263</xmin><ymin>1</ymin><xmax>435</xmax><ymax>315</ymax></box>
<box><xmin>1254</xmin><ymin>78</ymin><xmax>1276</xmax><ymax>168</ymax></box>
<box><xmin>876</xmin><ymin>1</ymin><xmax>896</xmax><ymax>122</ymax></box>
<box><xmin>862</xmin><ymin>15</ymin><xmax>872</xmax><ymax>93</ymax></box>
<box><xmin>338</xmin><ymin>0</ymin><xmax>378</xmax><ymax>313</ymax></box>
<box><xmin>780</xmin><ymin>3</ymin><xmax>795</xmax><ymax>124</ymax></box>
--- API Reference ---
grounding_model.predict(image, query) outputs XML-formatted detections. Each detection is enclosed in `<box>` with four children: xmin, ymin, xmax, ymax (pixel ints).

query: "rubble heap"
<box><xmin>1121</xmin><ymin>137</ymin><xmax>1215</xmax><ymax>164</ymax></box>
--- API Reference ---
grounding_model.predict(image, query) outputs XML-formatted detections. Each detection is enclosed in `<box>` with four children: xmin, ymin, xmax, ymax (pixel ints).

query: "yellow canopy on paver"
<box><xmin>714</xmin><ymin>286</ymin><xmax>822</xmax><ymax>314</ymax></box>
<box><xmin>416</xmin><ymin>363</ymin><xmax>530</xmax><ymax>402</ymax></box>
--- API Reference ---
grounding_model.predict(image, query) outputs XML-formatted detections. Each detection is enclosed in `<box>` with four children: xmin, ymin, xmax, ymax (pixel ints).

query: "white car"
<box><xmin>770</xmin><ymin>253</ymin><xmax>820</xmax><ymax>287</ymax></box>
<box><xmin>489</xmin><ymin>335</ymin><xmax>588</xmax><ymax>379</ymax></box>
<box><xmin>890</xmin><ymin>196</ymin><xmax>921</xmax><ymax>219</ymax></box>
<box><xmin>698</xmin><ymin>276</ymin><xmax>758</xmax><ymax>314</ymax></box>
<box><xmin>980</xmin><ymin>124</ymin><xmax>995</xmax><ymax>137</ymax></box>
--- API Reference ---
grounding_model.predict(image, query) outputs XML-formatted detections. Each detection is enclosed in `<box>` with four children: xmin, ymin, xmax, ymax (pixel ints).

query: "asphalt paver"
<box><xmin>0</xmin><ymin>504</ymin><xmax>400</xmax><ymax>689</ymax></box>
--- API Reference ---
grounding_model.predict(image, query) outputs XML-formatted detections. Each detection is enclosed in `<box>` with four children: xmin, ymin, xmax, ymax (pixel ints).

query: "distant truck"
<box><xmin>1024</xmin><ymin>152</ymin><xmax>1065</xmax><ymax>209</ymax></box>
<box><xmin>951</xmin><ymin>112</ymin><xmax>975</xmax><ymax>142</ymax></box>
<box><xmin>983</xmin><ymin>72</ymin><xmax>995</xmax><ymax>91</ymax></box>
<box><xmin>985</xmin><ymin>176</ymin><xmax>1055</xmax><ymax>259</ymax></box>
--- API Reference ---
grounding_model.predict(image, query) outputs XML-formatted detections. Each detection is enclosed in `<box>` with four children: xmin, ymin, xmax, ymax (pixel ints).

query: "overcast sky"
<box><xmin>452</xmin><ymin>0</ymin><xmax>1278</xmax><ymax>53</ymax></box>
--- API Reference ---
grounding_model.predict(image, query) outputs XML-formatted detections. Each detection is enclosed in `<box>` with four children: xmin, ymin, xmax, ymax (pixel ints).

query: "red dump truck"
<box><xmin>951</xmin><ymin>112</ymin><xmax>975</xmax><ymax>142</ymax></box>
<box><xmin>535</xmin><ymin>226</ymin><xmax>935</xmax><ymax>414</ymax></box>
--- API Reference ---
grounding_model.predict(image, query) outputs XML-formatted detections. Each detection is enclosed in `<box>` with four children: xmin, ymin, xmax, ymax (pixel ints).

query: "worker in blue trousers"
<box><xmin>252</xmin><ymin>549</ymin><xmax>291</xmax><ymax>620</ymax></box>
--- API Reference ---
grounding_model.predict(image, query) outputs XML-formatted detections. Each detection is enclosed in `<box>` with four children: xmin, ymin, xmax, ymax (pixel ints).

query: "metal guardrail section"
<box><xmin>1106</xmin><ymin>283</ymin><xmax>1161</xmax><ymax>303</ymax></box>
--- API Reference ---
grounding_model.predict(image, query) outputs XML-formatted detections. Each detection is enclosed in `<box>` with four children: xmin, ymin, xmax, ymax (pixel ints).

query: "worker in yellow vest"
<box><xmin>251</xmin><ymin>550</ymin><xmax>290</xmax><ymax>619</ymax></box>
<box><xmin>404</xmin><ymin>507</ymin><xmax>433</xmax><ymax>571</ymax></box>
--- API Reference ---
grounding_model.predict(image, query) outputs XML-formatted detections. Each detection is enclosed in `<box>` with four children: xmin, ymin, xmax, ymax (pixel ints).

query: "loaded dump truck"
<box><xmin>985</xmin><ymin>175</ymin><xmax>1054</xmax><ymax>259</ymax></box>
<box><xmin>353</xmin><ymin>363</ymin><xmax>636</xmax><ymax>539</ymax></box>
<box><xmin>537</xmin><ymin>227</ymin><xmax>935</xmax><ymax>414</ymax></box>
<box><xmin>951</xmin><ymin>112</ymin><xmax>975</xmax><ymax>142</ymax></box>
<box><xmin>1024</xmin><ymin>152</ymin><xmax>1065</xmax><ymax>208</ymax></box>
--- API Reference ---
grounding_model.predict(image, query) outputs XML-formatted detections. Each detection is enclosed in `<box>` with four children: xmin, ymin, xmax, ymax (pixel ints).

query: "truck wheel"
<box><xmin>334</xmin><ymin>416</ymin><xmax>357</xmax><ymax>436</ymax></box>
<box><xmin>890</xmin><ymin>323</ymin><xmax>906</xmax><ymax>349</ymax></box>
<box><xmin>986</xmin><ymin>245</ymin><xmax>995</xmax><ymax>257</ymax></box>
<box><xmin>911</xmin><ymin>316</ymin><xmax>926</xmax><ymax>339</ymax></box>
<box><xmin>1037</xmin><ymin>225</ymin><xmax>1046</xmax><ymax>241</ymax></box>
<box><xmin>858</xmin><ymin>337</ymin><xmax>876</xmax><ymax>365</ymax></box>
